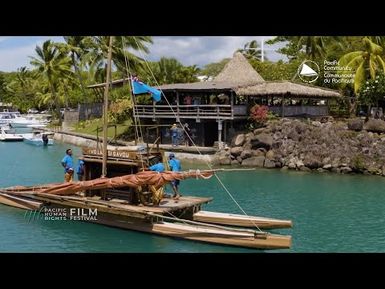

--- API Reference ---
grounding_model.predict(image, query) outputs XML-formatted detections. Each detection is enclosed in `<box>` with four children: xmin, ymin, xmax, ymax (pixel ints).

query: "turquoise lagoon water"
<box><xmin>1</xmin><ymin>140</ymin><xmax>385</xmax><ymax>252</ymax></box>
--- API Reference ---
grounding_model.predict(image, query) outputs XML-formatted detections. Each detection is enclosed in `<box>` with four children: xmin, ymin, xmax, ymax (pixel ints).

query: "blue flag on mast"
<box><xmin>131</xmin><ymin>77</ymin><xmax>161</xmax><ymax>102</ymax></box>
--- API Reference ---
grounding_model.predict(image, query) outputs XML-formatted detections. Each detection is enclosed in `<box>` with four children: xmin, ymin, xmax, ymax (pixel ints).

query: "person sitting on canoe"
<box><xmin>61</xmin><ymin>149</ymin><xmax>74</xmax><ymax>182</ymax></box>
<box><xmin>168</xmin><ymin>153</ymin><xmax>181</xmax><ymax>199</ymax></box>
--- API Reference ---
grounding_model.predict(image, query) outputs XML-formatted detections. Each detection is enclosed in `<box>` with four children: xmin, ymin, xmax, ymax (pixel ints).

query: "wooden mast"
<box><xmin>102</xmin><ymin>36</ymin><xmax>113</xmax><ymax>178</ymax></box>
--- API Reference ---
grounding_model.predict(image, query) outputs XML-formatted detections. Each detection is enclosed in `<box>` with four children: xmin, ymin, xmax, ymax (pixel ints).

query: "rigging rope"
<box><xmin>132</xmin><ymin>37</ymin><xmax>263</xmax><ymax>232</ymax></box>
<box><xmin>121</xmin><ymin>36</ymin><xmax>146</xmax><ymax>170</ymax></box>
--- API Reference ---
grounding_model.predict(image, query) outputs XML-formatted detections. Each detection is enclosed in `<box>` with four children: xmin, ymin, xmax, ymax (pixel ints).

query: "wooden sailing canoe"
<box><xmin>193</xmin><ymin>211</ymin><xmax>292</xmax><ymax>229</ymax></box>
<box><xmin>0</xmin><ymin>192</ymin><xmax>43</xmax><ymax>210</ymax></box>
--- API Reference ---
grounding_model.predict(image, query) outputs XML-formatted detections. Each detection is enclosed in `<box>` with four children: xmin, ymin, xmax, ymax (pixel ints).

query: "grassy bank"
<box><xmin>73</xmin><ymin>118</ymin><xmax>132</xmax><ymax>139</ymax></box>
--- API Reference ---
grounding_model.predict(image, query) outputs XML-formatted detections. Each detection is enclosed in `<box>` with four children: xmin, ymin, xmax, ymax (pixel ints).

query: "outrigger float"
<box><xmin>0</xmin><ymin>148</ymin><xmax>292</xmax><ymax>250</ymax></box>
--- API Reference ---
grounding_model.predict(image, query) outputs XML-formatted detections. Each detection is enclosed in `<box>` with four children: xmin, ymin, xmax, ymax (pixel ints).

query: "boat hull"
<box><xmin>193</xmin><ymin>211</ymin><xmax>292</xmax><ymax>229</ymax></box>
<box><xmin>0</xmin><ymin>193</ymin><xmax>43</xmax><ymax>210</ymax></box>
<box><xmin>89</xmin><ymin>211</ymin><xmax>291</xmax><ymax>250</ymax></box>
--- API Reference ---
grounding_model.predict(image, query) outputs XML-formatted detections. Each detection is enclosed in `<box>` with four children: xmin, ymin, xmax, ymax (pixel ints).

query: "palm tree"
<box><xmin>30</xmin><ymin>40</ymin><xmax>73</xmax><ymax>124</ymax></box>
<box><xmin>85</xmin><ymin>36</ymin><xmax>152</xmax><ymax>81</ymax></box>
<box><xmin>339</xmin><ymin>37</ymin><xmax>385</xmax><ymax>93</ymax></box>
<box><xmin>61</xmin><ymin>36</ymin><xmax>90</xmax><ymax>103</ymax></box>
<box><xmin>238</xmin><ymin>40</ymin><xmax>263</xmax><ymax>60</ymax></box>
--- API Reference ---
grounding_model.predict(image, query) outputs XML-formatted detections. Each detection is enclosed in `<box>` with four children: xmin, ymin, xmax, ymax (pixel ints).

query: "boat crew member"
<box><xmin>149</xmin><ymin>158</ymin><xmax>165</xmax><ymax>172</ymax></box>
<box><xmin>61</xmin><ymin>149</ymin><xmax>74</xmax><ymax>182</ymax></box>
<box><xmin>168</xmin><ymin>153</ymin><xmax>181</xmax><ymax>199</ymax></box>
<box><xmin>76</xmin><ymin>157</ymin><xmax>85</xmax><ymax>181</ymax></box>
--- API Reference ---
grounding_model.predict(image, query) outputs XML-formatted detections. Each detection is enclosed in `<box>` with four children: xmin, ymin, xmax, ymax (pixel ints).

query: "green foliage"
<box><xmin>358</xmin><ymin>73</ymin><xmax>385</xmax><ymax>106</ymax></box>
<box><xmin>140</xmin><ymin>57</ymin><xmax>199</xmax><ymax>85</ymax></box>
<box><xmin>108</xmin><ymin>98</ymin><xmax>133</xmax><ymax>124</ymax></box>
<box><xmin>249</xmin><ymin>59</ymin><xmax>303</xmax><ymax>81</ymax></box>
<box><xmin>200</xmin><ymin>58</ymin><xmax>230</xmax><ymax>78</ymax></box>
<box><xmin>237</xmin><ymin>40</ymin><xmax>265</xmax><ymax>61</ymax></box>
<box><xmin>339</xmin><ymin>37</ymin><xmax>385</xmax><ymax>93</ymax></box>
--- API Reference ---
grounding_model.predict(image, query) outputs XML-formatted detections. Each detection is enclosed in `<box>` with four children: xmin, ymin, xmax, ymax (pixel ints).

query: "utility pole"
<box><xmin>261</xmin><ymin>36</ymin><xmax>264</xmax><ymax>62</ymax></box>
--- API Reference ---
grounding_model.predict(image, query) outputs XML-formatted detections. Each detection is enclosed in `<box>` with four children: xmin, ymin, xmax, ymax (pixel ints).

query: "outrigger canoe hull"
<box><xmin>193</xmin><ymin>211</ymin><xmax>292</xmax><ymax>229</ymax></box>
<box><xmin>92</xmin><ymin>212</ymin><xmax>292</xmax><ymax>250</ymax></box>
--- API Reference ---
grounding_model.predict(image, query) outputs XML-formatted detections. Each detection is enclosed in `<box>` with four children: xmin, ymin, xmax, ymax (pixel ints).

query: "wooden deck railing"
<box><xmin>134</xmin><ymin>104</ymin><xmax>248</xmax><ymax>120</ymax></box>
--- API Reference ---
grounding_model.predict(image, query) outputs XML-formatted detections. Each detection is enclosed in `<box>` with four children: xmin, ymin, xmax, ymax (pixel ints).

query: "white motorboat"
<box><xmin>9</xmin><ymin>115</ymin><xmax>49</xmax><ymax>128</ymax></box>
<box><xmin>0</xmin><ymin>126</ymin><xmax>24</xmax><ymax>142</ymax></box>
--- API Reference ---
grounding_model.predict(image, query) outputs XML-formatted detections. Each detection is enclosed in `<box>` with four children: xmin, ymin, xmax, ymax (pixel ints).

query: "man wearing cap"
<box><xmin>168</xmin><ymin>153</ymin><xmax>181</xmax><ymax>199</ymax></box>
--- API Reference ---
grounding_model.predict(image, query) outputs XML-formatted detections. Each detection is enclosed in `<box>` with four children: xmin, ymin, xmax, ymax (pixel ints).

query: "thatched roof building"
<box><xmin>236</xmin><ymin>81</ymin><xmax>341</xmax><ymax>98</ymax></box>
<box><xmin>157</xmin><ymin>52</ymin><xmax>342</xmax><ymax>99</ymax></box>
<box><xmin>214</xmin><ymin>52</ymin><xmax>265</xmax><ymax>85</ymax></box>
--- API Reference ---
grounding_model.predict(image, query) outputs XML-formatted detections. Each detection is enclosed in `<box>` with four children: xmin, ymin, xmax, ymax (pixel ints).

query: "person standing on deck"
<box><xmin>61</xmin><ymin>149</ymin><xmax>74</xmax><ymax>182</ymax></box>
<box><xmin>168</xmin><ymin>153</ymin><xmax>181</xmax><ymax>199</ymax></box>
<box><xmin>149</xmin><ymin>158</ymin><xmax>165</xmax><ymax>172</ymax></box>
<box><xmin>76</xmin><ymin>157</ymin><xmax>85</xmax><ymax>181</ymax></box>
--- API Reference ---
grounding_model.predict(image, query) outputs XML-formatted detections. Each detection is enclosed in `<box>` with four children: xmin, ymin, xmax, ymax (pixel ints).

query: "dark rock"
<box><xmin>240</xmin><ymin>149</ymin><xmax>253</xmax><ymax>159</ymax></box>
<box><xmin>348</xmin><ymin>119</ymin><xmax>364</xmax><ymax>131</ymax></box>
<box><xmin>234</xmin><ymin>134</ymin><xmax>245</xmax><ymax>146</ymax></box>
<box><xmin>242</xmin><ymin>156</ymin><xmax>265</xmax><ymax>167</ymax></box>
<box><xmin>300</xmin><ymin>166</ymin><xmax>311</xmax><ymax>172</ymax></box>
<box><xmin>250</xmin><ymin>133</ymin><xmax>273</xmax><ymax>150</ymax></box>
<box><xmin>265</xmin><ymin>150</ymin><xmax>275</xmax><ymax>160</ymax></box>
<box><xmin>219</xmin><ymin>156</ymin><xmax>231</xmax><ymax>165</ymax></box>
<box><xmin>264</xmin><ymin>159</ymin><xmax>276</xmax><ymax>168</ymax></box>
<box><xmin>364</xmin><ymin>119</ymin><xmax>385</xmax><ymax>133</ymax></box>
<box><xmin>253</xmin><ymin>128</ymin><xmax>265</xmax><ymax>135</ymax></box>
<box><xmin>230</xmin><ymin>146</ymin><xmax>243</xmax><ymax>156</ymax></box>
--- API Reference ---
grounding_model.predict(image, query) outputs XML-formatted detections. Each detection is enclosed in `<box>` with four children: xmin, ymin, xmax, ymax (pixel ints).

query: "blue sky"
<box><xmin>0</xmin><ymin>36</ymin><xmax>285</xmax><ymax>72</ymax></box>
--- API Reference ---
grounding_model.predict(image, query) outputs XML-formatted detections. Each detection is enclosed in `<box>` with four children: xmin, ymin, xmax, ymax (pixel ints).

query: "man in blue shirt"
<box><xmin>168</xmin><ymin>153</ymin><xmax>181</xmax><ymax>199</ymax></box>
<box><xmin>149</xmin><ymin>158</ymin><xmax>165</xmax><ymax>172</ymax></box>
<box><xmin>61</xmin><ymin>149</ymin><xmax>74</xmax><ymax>182</ymax></box>
<box><xmin>76</xmin><ymin>157</ymin><xmax>85</xmax><ymax>181</ymax></box>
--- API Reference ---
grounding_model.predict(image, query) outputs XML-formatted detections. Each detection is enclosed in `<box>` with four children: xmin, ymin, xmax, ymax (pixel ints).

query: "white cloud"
<box><xmin>0</xmin><ymin>37</ymin><xmax>64</xmax><ymax>72</ymax></box>
<box><xmin>145</xmin><ymin>36</ymin><xmax>285</xmax><ymax>67</ymax></box>
<box><xmin>0</xmin><ymin>36</ymin><xmax>286</xmax><ymax>72</ymax></box>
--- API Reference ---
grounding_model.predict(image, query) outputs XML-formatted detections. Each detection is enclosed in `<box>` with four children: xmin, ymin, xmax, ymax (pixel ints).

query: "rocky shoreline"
<box><xmin>214</xmin><ymin>118</ymin><xmax>385</xmax><ymax>177</ymax></box>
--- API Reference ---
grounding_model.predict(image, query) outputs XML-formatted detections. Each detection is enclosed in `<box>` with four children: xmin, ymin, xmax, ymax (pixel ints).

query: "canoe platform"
<box><xmin>0</xmin><ymin>191</ymin><xmax>292</xmax><ymax>250</ymax></box>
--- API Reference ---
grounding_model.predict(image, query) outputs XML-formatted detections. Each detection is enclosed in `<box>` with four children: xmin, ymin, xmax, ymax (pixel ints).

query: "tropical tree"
<box><xmin>267</xmin><ymin>36</ymin><xmax>342</xmax><ymax>60</ymax></box>
<box><xmin>60</xmin><ymin>36</ymin><xmax>91</xmax><ymax>103</ymax></box>
<box><xmin>85</xmin><ymin>36</ymin><xmax>152</xmax><ymax>82</ymax></box>
<box><xmin>200</xmin><ymin>58</ymin><xmax>230</xmax><ymax>78</ymax></box>
<box><xmin>237</xmin><ymin>40</ymin><xmax>264</xmax><ymax>60</ymax></box>
<box><xmin>30</xmin><ymin>40</ymin><xmax>73</xmax><ymax>123</ymax></box>
<box><xmin>339</xmin><ymin>37</ymin><xmax>385</xmax><ymax>93</ymax></box>
<box><xmin>358</xmin><ymin>73</ymin><xmax>385</xmax><ymax>113</ymax></box>
<box><xmin>144</xmin><ymin>57</ymin><xmax>199</xmax><ymax>85</ymax></box>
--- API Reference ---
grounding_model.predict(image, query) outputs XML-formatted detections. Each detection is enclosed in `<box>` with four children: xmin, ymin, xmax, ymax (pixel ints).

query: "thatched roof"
<box><xmin>235</xmin><ymin>81</ymin><xmax>341</xmax><ymax>98</ymax></box>
<box><xmin>214</xmin><ymin>52</ymin><xmax>265</xmax><ymax>85</ymax></box>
